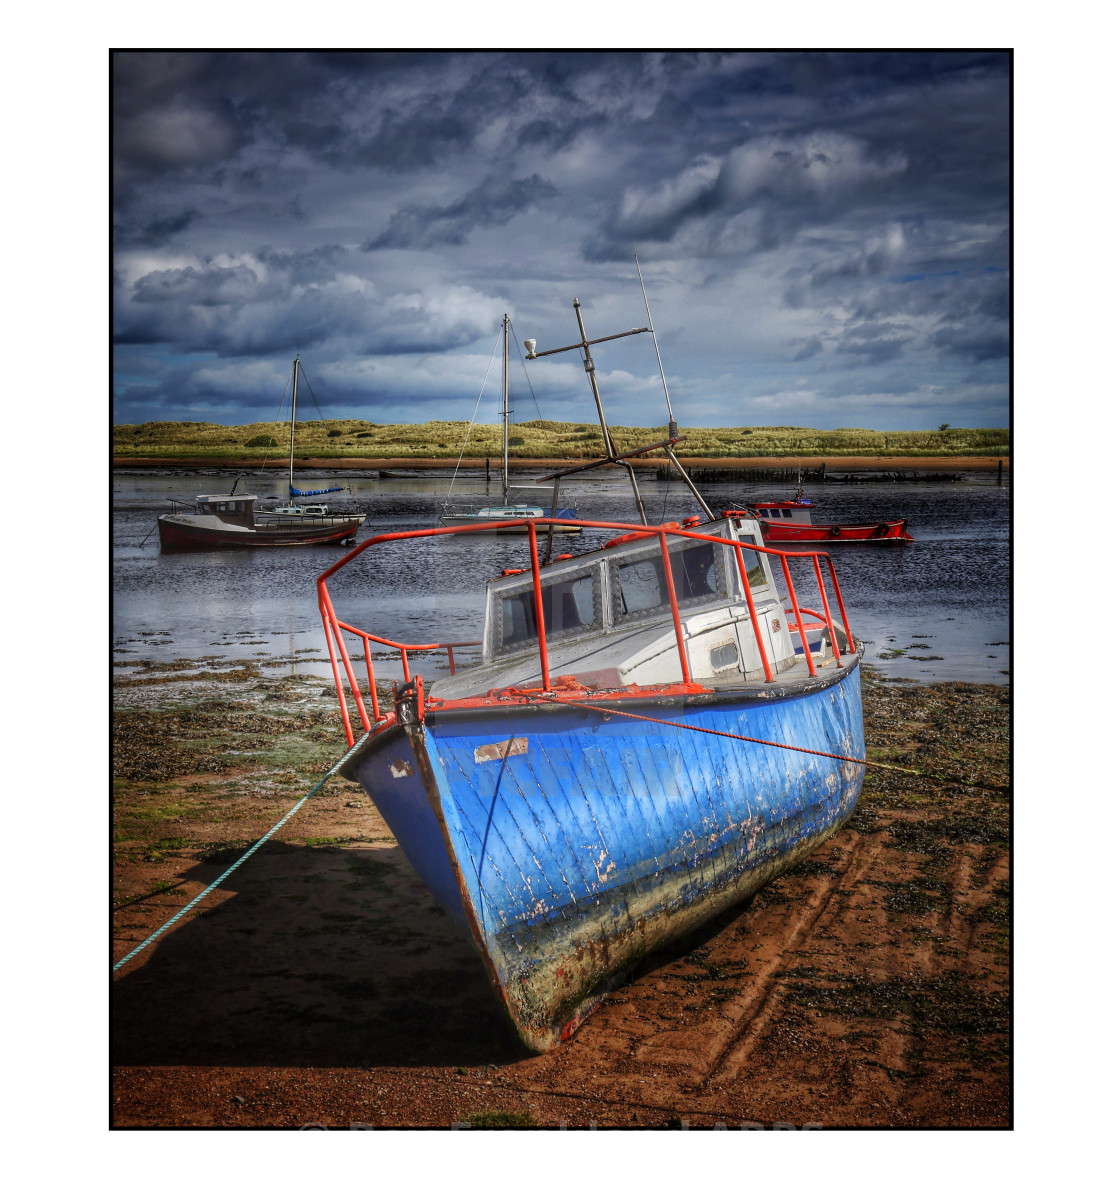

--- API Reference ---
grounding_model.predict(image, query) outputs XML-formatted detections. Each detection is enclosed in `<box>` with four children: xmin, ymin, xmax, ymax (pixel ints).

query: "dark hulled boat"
<box><xmin>157</xmin><ymin>493</ymin><xmax>361</xmax><ymax>550</ymax></box>
<box><xmin>156</xmin><ymin>355</ymin><xmax>365</xmax><ymax>551</ymax></box>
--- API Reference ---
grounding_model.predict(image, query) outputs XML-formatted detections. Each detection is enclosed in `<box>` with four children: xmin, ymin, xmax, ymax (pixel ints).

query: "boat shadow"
<box><xmin>113</xmin><ymin>839</ymin><xmax>765</xmax><ymax>1070</ymax></box>
<box><xmin>112</xmin><ymin>841</ymin><xmax>522</xmax><ymax>1069</ymax></box>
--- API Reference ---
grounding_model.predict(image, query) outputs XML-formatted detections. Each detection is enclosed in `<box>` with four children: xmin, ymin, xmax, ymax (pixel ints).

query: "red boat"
<box><xmin>746</xmin><ymin>494</ymin><xmax>913</xmax><ymax>545</ymax></box>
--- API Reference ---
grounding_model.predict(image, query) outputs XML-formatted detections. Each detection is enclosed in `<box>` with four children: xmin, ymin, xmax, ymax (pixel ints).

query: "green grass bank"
<box><xmin>114</xmin><ymin>419</ymin><xmax>1009</xmax><ymax>463</ymax></box>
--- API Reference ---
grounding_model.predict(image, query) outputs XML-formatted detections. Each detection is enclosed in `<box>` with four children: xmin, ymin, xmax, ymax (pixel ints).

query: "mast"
<box><xmin>572</xmin><ymin>299</ymin><xmax>617</xmax><ymax>460</ymax></box>
<box><xmin>525</xmin><ymin>293</ymin><xmax>716</xmax><ymax>530</ymax></box>
<box><xmin>525</xmin><ymin>300</ymin><xmax>651</xmax><ymax>523</ymax></box>
<box><xmin>502</xmin><ymin>314</ymin><xmax>510</xmax><ymax>504</ymax></box>
<box><xmin>289</xmin><ymin>355</ymin><xmax>299</xmax><ymax>501</ymax></box>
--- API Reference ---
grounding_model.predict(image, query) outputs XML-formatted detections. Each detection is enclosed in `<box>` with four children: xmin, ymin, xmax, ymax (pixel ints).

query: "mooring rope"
<box><xmin>553</xmin><ymin>698</ymin><xmax>1008</xmax><ymax>794</ymax></box>
<box><xmin>112</xmin><ymin>749</ymin><xmax>352</xmax><ymax>973</ymax></box>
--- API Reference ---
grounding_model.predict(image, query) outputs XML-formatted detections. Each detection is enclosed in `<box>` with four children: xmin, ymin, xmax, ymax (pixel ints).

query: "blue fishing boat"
<box><xmin>316</xmin><ymin>289</ymin><xmax>865</xmax><ymax>1051</ymax></box>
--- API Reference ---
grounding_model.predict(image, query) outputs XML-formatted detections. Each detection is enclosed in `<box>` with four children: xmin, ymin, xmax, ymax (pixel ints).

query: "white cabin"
<box><xmin>431</xmin><ymin>515</ymin><xmax>839</xmax><ymax>700</ymax></box>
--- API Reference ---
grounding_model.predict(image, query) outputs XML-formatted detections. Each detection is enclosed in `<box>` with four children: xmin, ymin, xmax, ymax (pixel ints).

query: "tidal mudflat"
<box><xmin>112</xmin><ymin>662</ymin><xmax>1008</xmax><ymax>1128</ymax></box>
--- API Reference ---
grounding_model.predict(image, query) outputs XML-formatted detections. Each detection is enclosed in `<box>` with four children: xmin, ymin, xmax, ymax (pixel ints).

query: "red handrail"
<box><xmin>316</xmin><ymin>517</ymin><xmax>856</xmax><ymax>744</ymax></box>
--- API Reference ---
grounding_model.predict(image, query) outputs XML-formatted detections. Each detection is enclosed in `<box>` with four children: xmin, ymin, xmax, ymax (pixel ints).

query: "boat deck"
<box><xmin>430</xmin><ymin>612</ymin><xmax>854</xmax><ymax>703</ymax></box>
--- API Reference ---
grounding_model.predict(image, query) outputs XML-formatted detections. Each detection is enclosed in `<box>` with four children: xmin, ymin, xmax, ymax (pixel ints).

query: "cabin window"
<box><xmin>736</xmin><ymin>544</ymin><xmax>767</xmax><ymax>588</ymax></box>
<box><xmin>782</xmin><ymin>508</ymin><xmax>792</xmax><ymax>517</ymax></box>
<box><xmin>497</xmin><ymin>569</ymin><xmax>602</xmax><ymax>649</ymax></box>
<box><xmin>710</xmin><ymin>641</ymin><xmax>739</xmax><ymax>670</ymax></box>
<box><xmin>609</xmin><ymin>540</ymin><xmax>727</xmax><ymax>623</ymax></box>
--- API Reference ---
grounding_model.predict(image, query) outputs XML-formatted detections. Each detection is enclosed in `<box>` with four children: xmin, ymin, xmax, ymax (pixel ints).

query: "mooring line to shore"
<box><xmin>553</xmin><ymin>699</ymin><xmax>1009</xmax><ymax>794</ymax></box>
<box><xmin>112</xmin><ymin>751</ymin><xmax>351</xmax><ymax>973</ymax></box>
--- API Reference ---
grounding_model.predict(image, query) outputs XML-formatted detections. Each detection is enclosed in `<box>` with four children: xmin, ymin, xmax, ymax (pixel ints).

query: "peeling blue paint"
<box><xmin>353</xmin><ymin>662</ymin><xmax>865</xmax><ymax>1050</ymax></box>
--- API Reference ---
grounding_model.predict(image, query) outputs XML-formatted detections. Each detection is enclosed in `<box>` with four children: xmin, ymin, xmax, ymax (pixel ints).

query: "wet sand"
<box><xmin>112</xmin><ymin>665</ymin><xmax>1009</xmax><ymax>1128</ymax></box>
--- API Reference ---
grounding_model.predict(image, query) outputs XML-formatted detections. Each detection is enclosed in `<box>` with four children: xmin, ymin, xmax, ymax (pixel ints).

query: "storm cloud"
<box><xmin>113</xmin><ymin>51</ymin><xmax>1009</xmax><ymax>429</ymax></box>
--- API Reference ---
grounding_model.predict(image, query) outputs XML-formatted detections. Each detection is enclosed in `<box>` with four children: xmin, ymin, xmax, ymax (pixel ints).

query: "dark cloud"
<box><xmin>114</xmin><ymin>208</ymin><xmax>201</xmax><ymax>247</ymax></box>
<box><xmin>113</xmin><ymin>51</ymin><xmax>1009</xmax><ymax>429</ymax></box>
<box><xmin>365</xmin><ymin>175</ymin><xmax>558</xmax><ymax>249</ymax></box>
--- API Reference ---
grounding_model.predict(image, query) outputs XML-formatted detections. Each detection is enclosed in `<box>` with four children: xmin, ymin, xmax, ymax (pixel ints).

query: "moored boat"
<box><xmin>157</xmin><ymin>493</ymin><xmax>361</xmax><ymax>550</ymax></box>
<box><xmin>747</xmin><ymin>489</ymin><xmax>913</xmax><ymax>544</ymax></box>
<box><xmin>156</xmin><ymin>355</ymin><xmax>366</xmax><ymax>550</ymax></box>
<box><xmin>314</xmin><ymin>290</ymin><xmax>867</xmax><ymax>1050</ymax></box>
<box><xmin>439</xmin><ymin>315</ymin><xmax>580</xmax><ymax>535</ymax></box>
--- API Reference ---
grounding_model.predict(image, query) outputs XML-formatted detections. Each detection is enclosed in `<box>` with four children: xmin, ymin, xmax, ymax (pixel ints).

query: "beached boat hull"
<box><xmin>157</xmin><ymin>514</ymin><xmax>359</xmax><ymax>551</ymax></box>
<box><xmin>759</xmin><ymin>518</ymin><xmax>913</xmax><ymax>544</ymax></box>
<box><xmin>342</xmin><ymin>659</ymin><xmax>864</xmax><ymax>1051</ymax></box>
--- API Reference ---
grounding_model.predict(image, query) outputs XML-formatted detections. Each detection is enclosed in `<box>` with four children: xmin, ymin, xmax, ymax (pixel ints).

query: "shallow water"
<box><xmin>113</xmin><ymin>467</ymin><xmax>1009</xmax><ymax>684</ymax></box>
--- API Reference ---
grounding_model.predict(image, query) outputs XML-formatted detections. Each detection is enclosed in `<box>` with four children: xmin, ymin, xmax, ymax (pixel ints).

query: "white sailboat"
<box><xmin>254</xmin><ymin>355</ymin><xmax>366</xmax><ymax>528</ymax></box>
<box><xmin>439</xmin><ymin>315</ymin><xmax>580</xmax><ymax>534</ymax></box>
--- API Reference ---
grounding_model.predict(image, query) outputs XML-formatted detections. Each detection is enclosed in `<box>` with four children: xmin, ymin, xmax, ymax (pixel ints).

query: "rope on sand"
<box><xmin>112</xmin><ymin>749</ymin><xmax>352</xmax><ymax>973</ymax></box>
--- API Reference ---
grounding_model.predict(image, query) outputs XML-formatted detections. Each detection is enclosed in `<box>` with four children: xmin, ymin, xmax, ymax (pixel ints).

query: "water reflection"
<box><xmin>113</xmin><ymin>469</ymin><xmax>1009</xmax><ymax>683</ymax></box>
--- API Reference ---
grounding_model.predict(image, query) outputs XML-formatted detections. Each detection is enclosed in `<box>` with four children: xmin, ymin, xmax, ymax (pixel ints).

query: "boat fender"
<box><xmin>500</xmin><ymin>568</ymin><xmax>525</xmax><ymax>577</ymax></box>
<box><xmin>602</xmin><ymin>530</ymin><xmax>649</xmax><ymax>549</ymax></box>
<box><xmin>681</xmin><ymin>515</ymin><xmax>703</xmax><ymax>528</ymax></box>
<box><xmin>830</xmin><ymin>525</ymin><xmax>842</xmax><ymax>537</ymax></box>
<box><xmin>875</xmin><ymin>524</ymin><xmax>889</xmax><ymax>538</ymax></box>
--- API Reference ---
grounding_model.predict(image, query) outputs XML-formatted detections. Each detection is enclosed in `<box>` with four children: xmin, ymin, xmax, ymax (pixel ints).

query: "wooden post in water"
<box><xmin>998</xmin><ymin>460</ymin><xmax>1003</xmax><ymax>483</ymax></box>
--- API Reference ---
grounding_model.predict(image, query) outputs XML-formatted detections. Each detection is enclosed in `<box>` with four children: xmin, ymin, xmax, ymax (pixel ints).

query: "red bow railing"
<box><xmin>316</xmin><ymin>518</ymin><xmax>855</xmax><ymax>747</ymax></box>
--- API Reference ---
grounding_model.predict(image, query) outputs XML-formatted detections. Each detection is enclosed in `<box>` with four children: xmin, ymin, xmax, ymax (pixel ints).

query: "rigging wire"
<box><xmin>295</xmin><ymin>362</ymin><xmax>358</xmax><ymax>502</ymax></box>
<box><xmin>635</xmin><ymin>254</ymin><xmax>675</xmax><ymax>427</ymax></box>
<box><xmin>507</xmin><ymin>316</ymin><xmax>546</xmax><ymax>424</ymax></box>
<box><xmin>508</xmin><ymin>315</ymin><xmax>579</xmax><ymax>518</ymax></box>
<box><xmin>298</xmin><ymin>365</ymin><xmax>327</xmax><ymax>422</ymax></box>
<box><xmin>442</xmin><ymin>326</ymin><xmax>503</xmax><ymax>513</ymax></box>
<box><xmin>251</xmin><ymin>362</ymin><xmax>298</xmax><ymax>497</ymax></box>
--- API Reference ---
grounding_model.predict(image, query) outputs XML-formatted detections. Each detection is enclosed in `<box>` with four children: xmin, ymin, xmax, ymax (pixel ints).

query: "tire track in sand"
<box><xmin>695</xmin><ymin>832</ymin><xmax>881</xmax><ymax>1087</ymax></box>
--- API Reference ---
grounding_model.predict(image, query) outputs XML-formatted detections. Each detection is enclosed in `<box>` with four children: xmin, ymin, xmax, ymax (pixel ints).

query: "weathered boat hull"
<box><xmin>343</xmin><ymin>659</ymin><xmax>864</xmax><ymax>1051</ymax></box>
<box><xmin>157</xmin><ymin>515</ymin><xmax>359</xmax><ymax>550</ymax></box>
<box><xmin>759</xmin><ymin>518</ymin><xmax>912</xmax><ymax>544</ymax></box>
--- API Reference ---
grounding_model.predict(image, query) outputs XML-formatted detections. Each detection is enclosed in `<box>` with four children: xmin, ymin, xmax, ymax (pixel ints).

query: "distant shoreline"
<box><xmin>113</xmin><ymin>454</ymin><xmax>1008</xmax><ymax>473</ymax></box>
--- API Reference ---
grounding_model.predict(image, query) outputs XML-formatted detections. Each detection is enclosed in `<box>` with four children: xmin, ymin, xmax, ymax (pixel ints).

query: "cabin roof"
<box><xmin>195</xmin><ymin>493</ymin><xmax>258</xmax><ymax>503</ymax></box>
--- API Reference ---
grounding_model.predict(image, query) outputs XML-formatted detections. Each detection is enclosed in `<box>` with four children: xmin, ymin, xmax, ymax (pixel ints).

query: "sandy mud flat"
<box><xmin>112</xmin><ymin>663</ymin><xmax>1009</xmax><ymax>1128</ymax></box>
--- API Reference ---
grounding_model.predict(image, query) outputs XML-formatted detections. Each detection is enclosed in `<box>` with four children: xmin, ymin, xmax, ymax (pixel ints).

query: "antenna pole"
<box><xmin>635</xmin><ymin>256</ymin><xmax>676</xmax><ymax>433</ymax></box>
<box><xmin>289</xmin><ymin>355</ymin><xmax>299</xmax><ymax>501</ymax></box>
<box><xmin>525</xmin><ymin>301</ymin><xmax>653</xmax><ymax>522</ymax></box>
<box><xmin>572</xmin><ymin>299</ymin><xmax>647</xmax><ymax>522</ymax></box>
<box><xmin>572</xmin><ymin>298</ymin><xmax>617</xmax><ymax>459</ymax></box>
<box><xmin>502</xmin><ymin>314</ymin><xmax>510</xmax><ymax>504</ymax></box>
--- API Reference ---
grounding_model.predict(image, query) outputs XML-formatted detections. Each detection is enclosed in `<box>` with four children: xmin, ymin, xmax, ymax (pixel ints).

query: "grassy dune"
<box><xmin>113</xmin><ymin>418</ymin><xmax>1009</xmax><ymax>461</ymax></box>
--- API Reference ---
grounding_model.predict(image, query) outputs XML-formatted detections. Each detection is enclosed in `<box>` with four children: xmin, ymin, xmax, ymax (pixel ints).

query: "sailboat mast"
<box><xmin>502</xmin><ymin>314</ymin><xmax>510</xmax><ymax>504</ymax></box>
<box><xmin>289</xmin><ymin>355</ymin><xmax>299</xmax><ymax>501</ymax></box>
